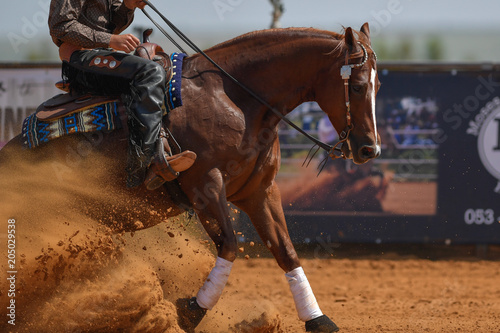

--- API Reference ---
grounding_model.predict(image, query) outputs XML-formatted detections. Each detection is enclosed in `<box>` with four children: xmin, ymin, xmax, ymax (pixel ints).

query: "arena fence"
<box><xmin>1</xmin><ymin>62</ymin><xmax>499</xmax><ymax>245</ymax></box>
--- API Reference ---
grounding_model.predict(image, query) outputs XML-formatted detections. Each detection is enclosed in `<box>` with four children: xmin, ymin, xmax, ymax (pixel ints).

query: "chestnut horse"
<box><xmin>0</xmin><ymin>23</ymin><xmax>380</xmax><ymax>332</ymax></box>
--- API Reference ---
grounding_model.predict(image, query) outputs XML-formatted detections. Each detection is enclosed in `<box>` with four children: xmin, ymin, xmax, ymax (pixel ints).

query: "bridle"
<box><xmin>329</xmin><ymin>42</ymin><xmax>375</xmax><ymax>160</ymax></box>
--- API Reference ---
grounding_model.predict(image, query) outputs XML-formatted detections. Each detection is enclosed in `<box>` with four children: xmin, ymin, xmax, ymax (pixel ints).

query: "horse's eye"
<box><xmin>352</xmin><ymin>85</ymin><xmax>363</xmax><ymax>93</ymax></box>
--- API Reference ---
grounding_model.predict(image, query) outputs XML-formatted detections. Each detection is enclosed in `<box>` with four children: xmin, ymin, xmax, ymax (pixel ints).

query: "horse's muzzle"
<box><xmin>358</xmin><ymin>144</ymin><xmax>381</xmax><ymax>160</ymax></box>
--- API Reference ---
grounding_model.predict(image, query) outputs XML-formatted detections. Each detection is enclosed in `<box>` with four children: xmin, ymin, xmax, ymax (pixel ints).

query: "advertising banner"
<box><xmin>0</xmin><ymin>66</ymin><xmax>60</xmax><ymax>148</ymax></box>
<box><xmin>274</xmin><ymin>65</ymin><xmax>500</xmax><ymax>244</ymax></box>
<box><xmin>437</xmin><ymin>71</ymin><xmax>500</xmax><ymax>242</ymax></box>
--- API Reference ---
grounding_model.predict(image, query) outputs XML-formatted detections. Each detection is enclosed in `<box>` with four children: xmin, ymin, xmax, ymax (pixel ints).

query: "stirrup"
<box><xmin>144</xmin><ymin>144</ymin><xmax>196</xmax><ymax>190</ymax></box>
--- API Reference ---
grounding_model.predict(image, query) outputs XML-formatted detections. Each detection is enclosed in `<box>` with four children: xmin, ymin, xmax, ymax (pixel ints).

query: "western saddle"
<box><xmin>36</xmin><ymin>29</ymin><xmax>196</xmax><ymax>190</ymax></box>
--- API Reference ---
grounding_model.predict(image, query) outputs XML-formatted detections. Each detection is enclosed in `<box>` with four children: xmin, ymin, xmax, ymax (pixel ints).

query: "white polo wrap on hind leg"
<box><xmin>286</xmin><ymin>266</ymin><xmax>323</xmax><ymax>322</ymax></box>
<box><xmin>196</xmin><ymin>257</ymin><xmax>233</xmax><ymax>310</ymax></box>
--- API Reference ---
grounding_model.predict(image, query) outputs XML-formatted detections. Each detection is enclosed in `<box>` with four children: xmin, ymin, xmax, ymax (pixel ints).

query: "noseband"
<box><xmin>329</xmin><ymin>42</ymin><xmax>375</xmax><ymax>160</ymax></box>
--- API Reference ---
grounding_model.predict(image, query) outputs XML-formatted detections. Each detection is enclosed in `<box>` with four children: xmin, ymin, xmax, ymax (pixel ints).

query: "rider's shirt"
<box><xmin>49</xmin><ymin>0</ymin><xmax>134</xmax><ymax>48</ymax></box>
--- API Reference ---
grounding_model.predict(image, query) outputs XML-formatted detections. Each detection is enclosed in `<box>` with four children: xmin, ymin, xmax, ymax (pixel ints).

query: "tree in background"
<box><xmin>426</xmin><ymin>36</ymin><xmax>443</xmax><ymax>60</ymax></box>
<box><xmin>269</xmin><ymin>0</ymin><xmax>284</xmax><ymax>28</ymax></box>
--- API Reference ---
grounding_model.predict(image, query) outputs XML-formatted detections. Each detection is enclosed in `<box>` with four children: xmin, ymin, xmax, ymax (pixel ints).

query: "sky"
<box><xmin>1</xmin><ymin>0</ymin><xmax>499</xmax><ymax>61</ymax></box>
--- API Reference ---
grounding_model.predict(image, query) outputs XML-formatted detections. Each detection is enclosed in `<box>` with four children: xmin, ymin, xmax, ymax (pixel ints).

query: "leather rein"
<box><xmin>141</xmin><ymin>0</ymin><xmax>372</xmax><ymax>160</ymax></box>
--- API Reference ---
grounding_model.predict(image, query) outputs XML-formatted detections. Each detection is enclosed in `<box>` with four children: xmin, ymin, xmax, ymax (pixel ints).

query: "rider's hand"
<box><xmin>124</xmin><ymin>0</ymin><xmax>147</xmax><ymax>10</ymax></box>
<box><xmin>109</xmin><ymin>34</ymin><xmax>140</xmax><ymax>53</ymax></box>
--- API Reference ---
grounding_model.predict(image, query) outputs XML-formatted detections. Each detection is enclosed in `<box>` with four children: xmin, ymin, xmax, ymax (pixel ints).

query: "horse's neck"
<box><xmin>209</xmin><ymin>31</ymin><xmax>341</xmax><ymax>118</ymax></box>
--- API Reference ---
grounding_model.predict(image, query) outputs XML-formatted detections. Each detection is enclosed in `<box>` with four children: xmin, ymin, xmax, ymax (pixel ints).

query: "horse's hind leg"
<box><xmin>234</xmin><ymin>182</ymin><xmax>339</xmax><ymax>332</ymax></box>
<box><xmin>176</xmin><ymin>169</ymin><xmax>238</xmax><ymax>331</ymax></box>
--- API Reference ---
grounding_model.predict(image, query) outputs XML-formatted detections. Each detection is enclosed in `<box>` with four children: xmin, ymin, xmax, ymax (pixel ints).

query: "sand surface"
<box><xmin>222</xmin><ymin>256</ymin><xmax>500</xmax><ymax>333</ymax></box>
<box><xmin>2</xmin><ymin>215</ymin><xmax>499</xmax><ymax>333</ymax></box>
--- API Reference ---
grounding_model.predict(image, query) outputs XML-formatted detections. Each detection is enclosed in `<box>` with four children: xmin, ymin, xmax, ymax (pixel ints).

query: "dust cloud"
<box><xmin>0</xmin><ymin>146</ymin><xmax>283</xmax><ymax>332</ymax></box>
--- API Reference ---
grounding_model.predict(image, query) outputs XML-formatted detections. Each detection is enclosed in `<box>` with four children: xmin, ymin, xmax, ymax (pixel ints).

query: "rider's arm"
<box><xmin>110</xmin><ymin>0</ymin><xmax>136</xmax><ymax>34</ymax></box>
<box><xmin>49</xmin><ymin>0</ymin><xmax>135</xmax><ymax>49</ymax></box>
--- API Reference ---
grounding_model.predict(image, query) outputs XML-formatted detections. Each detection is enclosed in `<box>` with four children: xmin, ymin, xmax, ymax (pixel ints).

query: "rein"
<box><xmin>141</xmin><ymin>0</ymin><xmax>368</xmax><ymax>160</ymax></box>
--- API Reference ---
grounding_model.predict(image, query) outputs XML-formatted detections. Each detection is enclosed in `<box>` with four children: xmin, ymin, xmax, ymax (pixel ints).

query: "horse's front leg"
<box><xmin>234</xmin><ymin>181</ymin><xmax>339</xmax><ymax>333</ymax></box>
<box><xmin>176</xmin><ymin>168</ymin><xmax>237</xmax><ymax>332</ymax></box>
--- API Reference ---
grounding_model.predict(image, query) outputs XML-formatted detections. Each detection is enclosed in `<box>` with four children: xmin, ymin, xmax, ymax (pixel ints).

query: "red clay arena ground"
<box><xmin>1</xmin><ymin>217</ymin><xmax>499</xmax><ymax>333</ymax></box>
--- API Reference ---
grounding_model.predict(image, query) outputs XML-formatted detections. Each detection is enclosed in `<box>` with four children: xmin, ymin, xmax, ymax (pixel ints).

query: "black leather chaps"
<box><xmin>63</xmin><ymin>48</ymin><xmax>166</xmax><ymax>188</ymax></box>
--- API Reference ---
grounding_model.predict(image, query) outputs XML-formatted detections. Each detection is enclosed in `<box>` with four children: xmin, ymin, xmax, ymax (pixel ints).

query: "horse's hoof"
<box><xmin>176</xmin><ymin>297</ymin><xmax>207</xmax><ymax>333</ymax></box>
<box><xmin>305</xmin><ymin>315</ymin><xmax>339</xmax><ymax>332</ymax></box>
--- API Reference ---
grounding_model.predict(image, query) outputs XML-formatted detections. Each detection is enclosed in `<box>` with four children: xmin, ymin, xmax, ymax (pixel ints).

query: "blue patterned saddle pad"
<box><xmin>22</xmin><ymin>101</ymin><xmax>123</xmax><ymax>149</ymax></box>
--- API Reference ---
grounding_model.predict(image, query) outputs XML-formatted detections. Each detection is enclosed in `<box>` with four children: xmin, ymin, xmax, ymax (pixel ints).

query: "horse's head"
<box><xmin>315</xmin><ymin>23</ymin><xmax>381</xmax><ymax>164</ymax></box>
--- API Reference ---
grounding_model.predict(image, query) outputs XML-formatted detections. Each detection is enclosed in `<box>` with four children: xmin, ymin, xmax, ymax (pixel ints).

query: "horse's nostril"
<box><xmin>359</xmin><ymin>145</ymin><xmax>377</xmax><ymax>159</ymax></box>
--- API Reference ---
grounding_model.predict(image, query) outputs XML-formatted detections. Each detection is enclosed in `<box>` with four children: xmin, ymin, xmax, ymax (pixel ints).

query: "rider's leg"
<box><xmin>124</xmin><ymin>59</ymin><xmax>165</xmax><ymax>187</ymax></box>
<box><xmin>64</xmin><ymin>49</ymin><xmax>166</xmax><ymax>187</ymax></box>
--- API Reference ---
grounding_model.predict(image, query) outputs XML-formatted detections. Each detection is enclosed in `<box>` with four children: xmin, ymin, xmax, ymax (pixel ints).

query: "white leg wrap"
<box><xmin>286</xmin><ymin>267</ymin><xmax>323</xmax><ymax>322</ymax></box>
<box><xmin>196</xmin><ymin>257</ymin><xmax>233</xmax><ymax>310</ymax></box>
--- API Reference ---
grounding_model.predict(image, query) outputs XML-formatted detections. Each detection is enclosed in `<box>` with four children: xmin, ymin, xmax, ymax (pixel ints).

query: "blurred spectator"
<box><xmin>318</xmin><ymin>115</ymin><xmax>337</xmax><ymax>144</ymax></box>
<box><xmin>384</xmin><ymin>97</ymin><xmax>439</xmax><ymax>146</ymax></box>
<box><xmin>302</xmin><ymin>114</ymin><xmax>313</xmax><ymax>131</ymax></box>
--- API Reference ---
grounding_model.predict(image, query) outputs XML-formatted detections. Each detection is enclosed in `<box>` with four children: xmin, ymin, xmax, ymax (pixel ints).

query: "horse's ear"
<box><xmin>344</xmin><ymin>27</ymin><xmax>356</xmax><ymax>49</ymax></box>
<box><xmin>360</xmin><ymin>22</ymin><xmax>370</xmax><ymax>40</ymax></box>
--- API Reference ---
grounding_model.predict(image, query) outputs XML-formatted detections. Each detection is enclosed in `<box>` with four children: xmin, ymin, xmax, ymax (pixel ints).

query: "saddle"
<box><xmin>34</xmin><ymin>29</ymin><xmax>195</xmax><ymax>190</ymax></box>
<box><xmin>36</xmin><ymin>93</ymin><xmax>119</xmax><ymax>121</ymax></box>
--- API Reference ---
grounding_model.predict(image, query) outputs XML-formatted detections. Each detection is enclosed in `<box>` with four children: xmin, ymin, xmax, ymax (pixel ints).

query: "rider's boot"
<box><xmin>144</xmin><ymin>134</ymin><xmax>196</xmax><ymax>191</ymax></box>
<box><xmin>125</xmin><ymin>60</ymin><xmax>196</xmax><ymax>189</ymax></box>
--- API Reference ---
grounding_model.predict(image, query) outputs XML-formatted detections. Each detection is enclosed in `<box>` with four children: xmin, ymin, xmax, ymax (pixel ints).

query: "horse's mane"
<box><xmin>204</xmin><ymin>27</ymin><xmax>346</xmax><ymax>54</ymax></box>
